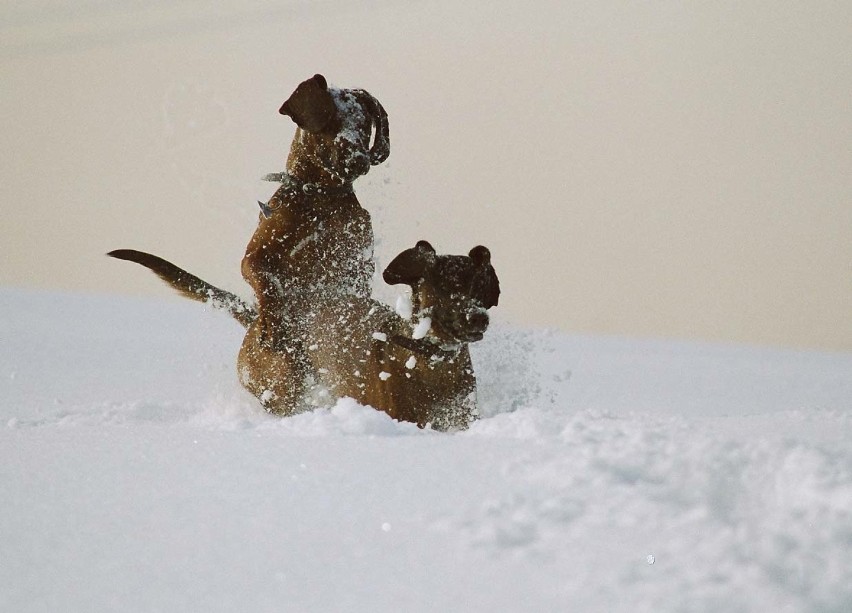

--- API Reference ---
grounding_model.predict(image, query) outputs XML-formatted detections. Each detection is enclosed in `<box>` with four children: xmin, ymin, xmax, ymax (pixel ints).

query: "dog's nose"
<box><xmin>343</xmin><ymin>151</ymin><xmax>370</xmax><ymax>179</ymax></box>
<box><xmin>466</xmin><ymin>310</ymin><xmax>489</xmax><ymax>330</ymax></box>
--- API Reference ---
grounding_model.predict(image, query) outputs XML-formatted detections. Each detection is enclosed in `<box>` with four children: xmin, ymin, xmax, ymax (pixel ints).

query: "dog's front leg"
<box><xmin>238</xmin><ymin>319</ymin><xmax>308</xmax><ymax>415</ymax></box>
<box><xmin>252</xmin><ymin>273</ymin><xmax>290</xmax><ymax>348</ymax></box>
<box><xmin>242</xmin><ymin>221</ymin><xmax>294</xmax><ymax>348</ymax></box>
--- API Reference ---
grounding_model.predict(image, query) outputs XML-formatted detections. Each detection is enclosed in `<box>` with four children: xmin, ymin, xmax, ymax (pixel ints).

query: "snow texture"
<box><xmin>395</xmin><ymin>294</ymin><xmax>413</xmax><ymax>320</ymax></box>
<box><xmin>412</xmin><ymin>316</ymin><xmax>431</xmax><ymax>340</ymax></box>
<box><xmin>1</xmin><ymin>288</ymin><xmax>851</xmax><ymax>612</ymax></box>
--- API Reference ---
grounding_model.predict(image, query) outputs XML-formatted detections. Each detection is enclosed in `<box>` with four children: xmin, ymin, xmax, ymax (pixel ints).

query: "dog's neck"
<box><xmin>258</xmin><ymin>169</ymin><xmax>354</xmax><ymax>217</ymax></box>
<box><xmin>262</xmin><ymin>170</ymin><xmax>353</xmax><ymax>196</ymax></box>
<box><xmin>287</xmin><ymin>146</ymin><xmax>340</xmax><ymax>186</ymax></box>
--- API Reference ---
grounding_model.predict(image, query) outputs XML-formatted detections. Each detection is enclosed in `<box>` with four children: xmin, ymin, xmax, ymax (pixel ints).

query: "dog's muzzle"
<box><xmin>443</xmin><ymin>307</ymin><xmax>489</xmax><ymax>343</ymax></box>
<box><xmin>466</xmin><ymin>309</ymin><xmax>489</xmax><ymax>332</ymax></box>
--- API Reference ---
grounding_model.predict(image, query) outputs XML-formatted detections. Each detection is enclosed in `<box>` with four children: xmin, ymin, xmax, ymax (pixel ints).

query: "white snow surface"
<box><xmin>412</xmin><ymin>316</ymin><xmax>431</xmax><ymax>340</ymax></box>
<box><xmin>2</xmin><ymin>288</ymin><xmax>851</xmax><ymax>612</ymax></box>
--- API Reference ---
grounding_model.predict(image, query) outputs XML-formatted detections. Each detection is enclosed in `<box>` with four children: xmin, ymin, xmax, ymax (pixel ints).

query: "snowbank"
<box><xmin>1</xmin><ymin>288</ymin><xmax>850</xmax><ymax>612</ymax></box>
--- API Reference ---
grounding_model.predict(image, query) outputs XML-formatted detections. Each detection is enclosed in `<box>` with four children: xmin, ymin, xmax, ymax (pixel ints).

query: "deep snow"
<box><xmin>1</xmin><ymin>287</ymin><xmax>851</xmax><ymax>612</ymax></box>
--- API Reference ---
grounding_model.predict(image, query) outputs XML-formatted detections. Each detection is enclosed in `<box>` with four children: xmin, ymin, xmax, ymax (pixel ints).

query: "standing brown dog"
<box><xmin>240</xmin><ymin>74</ymin><xmax>390</xmax><ymax>408</ymax></box>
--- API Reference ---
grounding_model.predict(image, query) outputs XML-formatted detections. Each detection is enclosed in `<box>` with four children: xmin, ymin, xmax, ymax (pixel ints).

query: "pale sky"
<box><xmin>2</xmin><ymin>0</ymin><xmax>850</xmax><ymax>350</ymax></box>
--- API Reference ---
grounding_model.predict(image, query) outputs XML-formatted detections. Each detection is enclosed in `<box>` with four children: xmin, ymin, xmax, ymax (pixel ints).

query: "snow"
<box><xmin>395</xmin><ymin>294</ymin><xmax>413</xmax><ymax>320</ymax></box>
<box><xmin>411</xmin><ymin>316</ymin><xmax>431</xmax><ymax>340</ymax></box>
<box><xmin>2</xmin><ymin>287</ymin><xmax>851</xmax><ymax>612</ymax></box>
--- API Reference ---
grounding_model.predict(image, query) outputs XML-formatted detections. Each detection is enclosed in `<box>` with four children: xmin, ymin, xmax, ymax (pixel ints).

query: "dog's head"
<box><xmin>279</xmin><ymin>74</ymin><xmax>390</xmax><ymax>181</ymax></box>
<box><xmin>383</xmin><ymin>241</ymin><xmax>500</xmax><ymax>343</ymax></box>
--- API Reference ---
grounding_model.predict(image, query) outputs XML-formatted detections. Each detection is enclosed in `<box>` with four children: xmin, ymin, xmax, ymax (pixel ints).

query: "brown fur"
<box><xmin>250</xmin><ymin>241</ymin><xmax>499</xmax><ymax>430</ymax></box>
<box><xmin>107</xmin><ymin>241</ymin><xmax>500</xmax><ymax>431</ymax></box>
<box><xmin>108</xmin><ymin>75</ymin><xmax>502</xmax><ymax>429</ymax></box>
<box><xmin>240</xmin><ymin>73</ymin><xmax>390</xmax><ymax>408</ymax></box>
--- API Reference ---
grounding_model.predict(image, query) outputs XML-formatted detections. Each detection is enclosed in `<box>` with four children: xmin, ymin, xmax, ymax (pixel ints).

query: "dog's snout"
<box><xmin>466</xmin><ymin>310</ymin><xmax>489</xmax><ymax>330</ymax></box>
<box><xmin>344</xmin><ymin>151</ymin><xmax>370</xmax><ymax>179</ymax></box>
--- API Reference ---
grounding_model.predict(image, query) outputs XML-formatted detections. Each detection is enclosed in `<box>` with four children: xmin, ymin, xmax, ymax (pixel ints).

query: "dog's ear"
<box><xmin>383</xmin><ymin>240</ymin><xmax>436</xmax><ymax>286</ymax></box>
<box><xmin>468</xmin><ymin>246</ymin><xmax>491</xmax><ymax>266</ymax></box>
<box><xmin>367</xmin><ymin>94</ymin><xmax>390</xmax><ymax>165</ymax></box>
<box><xmin>352</xmin><ymin>90</ymin><xmax>390</xmax><ymax>165</ymax></box>
<box><xmin>279</xmin><ymin>74</ymin><xmax>337</xmax><ymax>133</ymax></box>
<box><xmin>469</xmin><ymin>245</ymin><xmax>500</xmax><ymax>308</ymax></box>
<box><xmin>482</xmin><ymin>269</ymin><xmax>500</xmax><ymax>308</ymax></box>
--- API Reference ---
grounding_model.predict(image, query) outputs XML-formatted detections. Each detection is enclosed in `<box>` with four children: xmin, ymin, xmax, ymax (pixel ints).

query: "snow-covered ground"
<box><xmin>2</xmin><ymin>287</ymin><xmax>851</xmax><ymax>612</ymax></box>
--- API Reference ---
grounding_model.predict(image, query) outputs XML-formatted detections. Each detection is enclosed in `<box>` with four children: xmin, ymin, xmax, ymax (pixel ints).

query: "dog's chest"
<box><xmin>305</xmin><ymin>303</ymin><xmax>477</xmax><ymax>430</ymax></box>
<box><xmin>252</xmin><ymin>198</ymin><xmax>374</xmax><ymax>294</ymax></box>
<box><xmin>367</xmin><ymin>343</ymin><xmax>476</xmax><ymax>428</ymax></box>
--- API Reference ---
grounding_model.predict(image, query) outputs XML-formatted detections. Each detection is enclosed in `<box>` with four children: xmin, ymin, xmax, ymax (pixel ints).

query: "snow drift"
<box><xmin>1</xmin><ymin>288</ymin><xmax>851</xmax><ymax>612</ymax></box>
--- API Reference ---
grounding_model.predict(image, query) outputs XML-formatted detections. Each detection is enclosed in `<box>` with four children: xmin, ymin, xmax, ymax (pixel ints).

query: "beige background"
<box><xmin>2</xmin><ymin>0</ymin><xmax>850</xmax><ymax>350</ymax></box>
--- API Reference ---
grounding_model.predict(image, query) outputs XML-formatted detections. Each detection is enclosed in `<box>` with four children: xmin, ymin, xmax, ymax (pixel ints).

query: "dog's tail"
<box><xmin>107</xmin><ymin>249</ymin><xmax>257</xmax><ymax>329</ymax></box>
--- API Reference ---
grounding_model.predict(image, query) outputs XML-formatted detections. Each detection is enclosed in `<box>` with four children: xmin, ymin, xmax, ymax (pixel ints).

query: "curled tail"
<box><xmin>107</xmin><ymin>249</ymin><xmax>257</xmax><ymax>329</ymax></box>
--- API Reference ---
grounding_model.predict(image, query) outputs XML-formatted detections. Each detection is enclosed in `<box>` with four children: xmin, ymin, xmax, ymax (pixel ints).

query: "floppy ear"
<box><xmin>383</xmin><ymin>240</ymin><xmax>435</xmax><ymax>286</ymax></box>
<box><xmin>359</xmin><ymin>91</ymin><xmax>390</xmax><ymax>165</ymax></box>
<box><xmin>482</xmin><ymin>269</ymin><xmax>501</xmax><ymax>308</ymax></box>
<box><xmin>279</xmin><ymin>74</ymin><xmax>337</xmax><ymax>133</ymax></box>
<box><xmin>469</xmin><ymin>245</ymin><xmax>500</xmax><ymax>308</ymax></box>
<box><xmin>348</xmin><ymin>89</ymin><xmax>389</xmax><ymax>165</ymax></box>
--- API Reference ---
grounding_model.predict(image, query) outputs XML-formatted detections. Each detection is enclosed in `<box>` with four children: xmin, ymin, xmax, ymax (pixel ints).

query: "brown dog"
<box><xmin>241</xmin><ymin>73</ymin><xmax>390</xmax><ymax>406</ymax></box>
<box><xmin>302</xmin><ymin>240</ymin><xmax>501</xmax><ymax>430</ymax></box>
<box><xmin>107</xmin><ymin>241</ymin><xmax>500</xmax><ymax>430</ymax></box>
